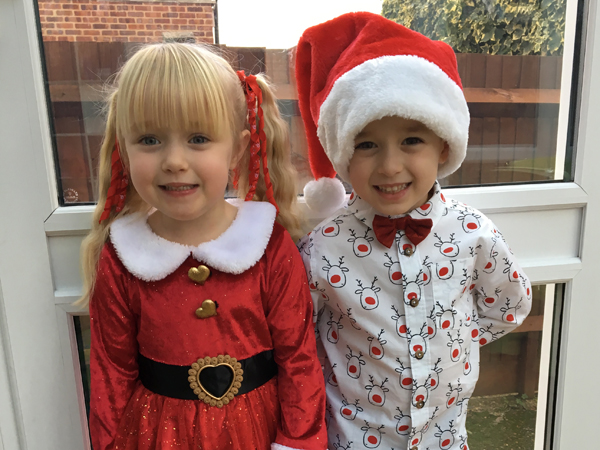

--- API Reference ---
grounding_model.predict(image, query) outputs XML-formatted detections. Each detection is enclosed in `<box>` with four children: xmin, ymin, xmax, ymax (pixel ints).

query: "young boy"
<box><xmin>295</xmin><ymin>12</ymin><xmax>532</xmax><ymax>450</ymax></box>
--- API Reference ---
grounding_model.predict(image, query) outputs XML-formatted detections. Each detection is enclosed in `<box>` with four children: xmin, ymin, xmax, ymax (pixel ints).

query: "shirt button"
<box><xmin>410</xmin><ymin>447</ymin><xmax>418</xmax><ymax>450</ymax></box>
<box><xmin>404</xmin><ymin>247</ymin><xmax>414</xmax><ymax>256</ymax></box>
<box><xmin>415</xmin><ymin>350</ymin><xmax>425</xmax><ymax>359</ymax></box>
<box><xmin>410</xmin><ymin>298</ymin><xmax>419</xmax><ymax>307</ymax></box>
<box><xmin>416</xmin><ymin>400</ymin><xmax>425</xmax><ymax>409</ymax></box>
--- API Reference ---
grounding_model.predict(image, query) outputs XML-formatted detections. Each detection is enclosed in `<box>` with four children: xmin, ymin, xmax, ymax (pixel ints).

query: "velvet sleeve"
<box><xmin>264</xmin><ymin>226</ymin><xmax>327</xmax><ymax>450</ymax></box>
<box><xmin>472</xmin><ymin>220</ymin><xmax>532</xmax><ymax>346</ymax></box>
<box><xmin>88</xmin><ymin>242</ymin><xmax>139</xmax><ymax>450</ymax></box>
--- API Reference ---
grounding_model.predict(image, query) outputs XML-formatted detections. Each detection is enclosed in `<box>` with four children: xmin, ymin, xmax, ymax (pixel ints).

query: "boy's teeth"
<box><xmin>164</xmin><ymin>185</ymin><xmax>195</xmax><ymax>191</ymax></box>
<box><xmin>378</xmin><ymin>184</ymin><xmax>407</xmax><ymax>193</ymax></box>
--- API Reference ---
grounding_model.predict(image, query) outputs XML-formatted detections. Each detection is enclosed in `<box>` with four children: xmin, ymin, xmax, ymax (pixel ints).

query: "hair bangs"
<box><xmin>115</xmin><ymin>44</ymin><xmax>235</xmax><ymax>140</ymax></box>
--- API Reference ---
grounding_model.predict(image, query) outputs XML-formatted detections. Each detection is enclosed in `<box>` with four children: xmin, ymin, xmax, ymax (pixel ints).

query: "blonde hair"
<box><xmin>79</xmin><ymin>43</ymin><xmax>301</xmax><ymax>307</ymax></box>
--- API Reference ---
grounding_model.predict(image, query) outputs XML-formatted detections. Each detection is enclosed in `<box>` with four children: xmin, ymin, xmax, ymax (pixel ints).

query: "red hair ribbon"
<box><xmin>99</xmin><ymin>141</ymin><xmax>128</xmax><ymax>223</ymax></box>
<box><xmin>236</xmin><ymin>71</ymin><xmax>279</xmax><ymax>214</ymax></box>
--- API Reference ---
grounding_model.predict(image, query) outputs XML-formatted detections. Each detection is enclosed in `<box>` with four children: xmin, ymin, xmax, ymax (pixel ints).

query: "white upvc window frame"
<box><xmin>1</xmin><ymin>1</ymin><xmax>599</xmax><ymax>450</ymax></box>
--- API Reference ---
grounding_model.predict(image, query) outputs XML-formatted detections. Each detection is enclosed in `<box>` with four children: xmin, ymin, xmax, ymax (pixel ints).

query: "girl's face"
<box><xmin>124</xmin><ymin>127</ymin><xmax>249</xmax><ymax>228</ymax></box>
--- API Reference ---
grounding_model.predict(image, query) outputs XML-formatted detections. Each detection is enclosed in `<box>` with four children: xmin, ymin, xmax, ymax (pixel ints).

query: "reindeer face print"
<box><xmin>412</xmin><ymin>376</ymin><xmax>431</xmax><ymax>408</ymax></box>
<box><xmin>434</xmin><ymin>233</ymin><xmax>461</xmax><ymax>257</ymax></box>
<box><xmin>416</xmin><ymin>200</ymin><xmax>433</xmax><ymax>216</ymax></box>
<box><xmin>355</xmin><ymin>277</ymin><xmax>381</xmax><ymax>310</ymax></box>
<box><xmin>422</xmin><ymin>257</ymin><xmax>433</xmax><ymax>286</ymax></box>
<box><xmin>383</xmin><ymin>253</ymin><xmax>403</xmax><ymax>285</ymax></box>
<box><xmin>409</xmin><ymin>430</ymin><xmax>423</xmax><ymax>449</ymax></box>
<box><xmin>436</xmin><ymin>260</ymin><xmax>456</xmax><ymax>280</ymax></box>
<box><xmin>322</xmin><ymin>256</ymin><xmax>349</xmax><ymax>288</ymax></box>
<box><xmin>327</xmin><ymin>364</ymin><xmax>338</xmax><ymax>386</ymax></box>
<box><xmin>435</xmin><ymin>421</ymin><xmax>457</xmax><ymax>450</ymax></box>
<box><xmin>446</xmin><ymin>380</ymin><xmax>463</xmax><ymax>408</ymax></box>
<box><xmin>394</xmin><ymin>359</ymin><xmax>414</xmax><ymax>390</ymax></box>
<box><xmin>322</xmin><ymin>218</ymin><xmax>343</xmax><ymax>237</ymax></box>
<box><xmin>395</xmin><ymin>232</ymin><xmax>415</xmax><ymax>256</ymax></box>
<box><xmin>365</xmin><ymin>376</ymin><xmax>389</xmax><ymax>407</ymax></box>
<box><xmin>458</xmin><ymin>211</ymin><xmax>481</xmax><ymax>233</ymax></box>
<box><xmin>463</xmin><ymin>349</ymin><xmax>472</xmax><ymax>375</ymax></box>
<box><xmin>447</xmin><ymin>330</ymin><xmax>464</xmax><ymax>362</ymax></box>
<box><xmin>503</xmin><ymin>257</ymin><xmax>520</xmax><ymax>283</ymax></box>
<box><xmin>346</xmin><ymin>346</ymin><xmax>365</xmax><ymax>379</ymax></box>
<box><xmin>436</xmin><ymin>301</ymin><xmax>457</xmax><ymax>330</ymax></box>
<box><xmin>360</xmin><ymin>421</ymin><xmax>385</xmax><ymax>448</ymax></box>
<box><xmin>367</xmin><ymin>329</ymin><xmax>386</xmax><ymax>359</ymax></box>
<box><xmin>394</xmin><ymin>408</ymin><xmax>411</xmax><ymax>435</ymax></box>
<box><xmin>326</xmin><ymin>312</ymin><xmax>344</xmax><ymax>344</ymax></box>
<box><xmin>427</xmin><ymin>305</ymin><xmax>438</xmax><ymax>339</ymax></box>
<box><xmin>407</xmin><ymin>324</ymin><xmax>429</xmax><ymax>359</ymax></box>
<box><xmin>340</xmin><ymin>396</ymin><xmax>363</xmax><ymax>420</ymax></box>
<box><xmin>348</xmin><ymin>228</ymin><xmax>374</xmax><ymax>257</ymax></box>
<box><xmin>430</xmin><ymin>358</ymin><xmax>443</xmax><ymax>391</ymax></box>
<box><xmin>403</xmin><ymin>271</ymin><xmax>424</xmax><ymax>307</ymax></box>
<box><xmin>501</xmin><ymin>298</ymin><xmax>523</xmax><ymax>324</ymax></box>
<box><xmin>391</xmin><ymin>306</ymin><xmax>408</xmax><ymax>338</ymax></box>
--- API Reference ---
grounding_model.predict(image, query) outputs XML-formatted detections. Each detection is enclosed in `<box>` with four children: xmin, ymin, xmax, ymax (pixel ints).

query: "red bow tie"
<box><xmin>372</xmin><ymin>215</ymin><xmax>433</xmax><ymax>249</ymax></box>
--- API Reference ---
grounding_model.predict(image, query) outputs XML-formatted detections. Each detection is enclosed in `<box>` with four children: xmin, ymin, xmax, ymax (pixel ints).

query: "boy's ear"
<box><xmin>439</xmin><ymin>141</ymin><xmax>450</xmax><ymax>165</ymax></box>
<box><xmin>230</xmin><ymin>129</ymin><xmax>251</xmax><ymax>169</ymax></box>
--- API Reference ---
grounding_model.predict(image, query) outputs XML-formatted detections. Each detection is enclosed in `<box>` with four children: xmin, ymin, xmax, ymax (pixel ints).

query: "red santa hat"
<box><xmin>295</xmin><ymin>12</ymin><xmax>470</xmax><ymax>214</ymax></box>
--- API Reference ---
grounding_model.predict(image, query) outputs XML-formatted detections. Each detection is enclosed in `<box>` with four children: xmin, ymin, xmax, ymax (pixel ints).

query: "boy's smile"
<box><xmin>348</xmin><ymin>115</ymin><xmax>449</xmax><ymax>217</ymax></box>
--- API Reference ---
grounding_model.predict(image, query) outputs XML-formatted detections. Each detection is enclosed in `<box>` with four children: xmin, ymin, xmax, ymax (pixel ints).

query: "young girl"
<box><xmin>79</xmin><ymin>43</ymin><xmax>326</xmax><ymax>450</ymax></box>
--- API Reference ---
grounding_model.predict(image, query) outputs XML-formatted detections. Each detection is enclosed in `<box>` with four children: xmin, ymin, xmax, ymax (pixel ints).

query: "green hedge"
<box><xmin>381</xmin><ymin>0</ymin><xmax>565</xmax><ymax>55</ymax></box>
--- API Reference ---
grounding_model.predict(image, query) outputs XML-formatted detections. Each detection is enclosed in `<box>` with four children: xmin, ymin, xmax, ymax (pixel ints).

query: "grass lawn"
<box><xmin>466</xmin><ymin>393</ymin><xmax>537</xmax><ymax>449</ymax></box>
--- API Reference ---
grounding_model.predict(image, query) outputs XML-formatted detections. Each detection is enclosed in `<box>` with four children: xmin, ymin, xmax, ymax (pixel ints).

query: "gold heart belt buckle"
<box><xmin>188</xmin><ymin>355</ymin><xmax>243</xmax><ymax>408</ymax></box>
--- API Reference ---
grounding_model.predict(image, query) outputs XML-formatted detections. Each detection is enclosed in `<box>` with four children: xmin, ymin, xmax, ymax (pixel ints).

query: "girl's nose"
<box><xmin>162</xmin><ymin>143</ymin><xmax>189</xmax><ymax>172</ymax></box>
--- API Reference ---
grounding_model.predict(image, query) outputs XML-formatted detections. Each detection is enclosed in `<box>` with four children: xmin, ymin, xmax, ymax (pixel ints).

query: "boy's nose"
<box><xmin>162</xmin><ymin>144</ymin><xmax>189</xmax><ymax>172</ymax></box>
<box><xmin>378</xmin><ymin>148</ymin><xmax>404</xmax><ymax>176</ymax></box>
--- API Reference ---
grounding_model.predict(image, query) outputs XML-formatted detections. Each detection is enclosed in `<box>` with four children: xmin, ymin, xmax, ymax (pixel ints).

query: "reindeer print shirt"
<box><xmin>298</xmin><ymin>182</ymin><xmax>531</xmax><ymax>450</ymax></box>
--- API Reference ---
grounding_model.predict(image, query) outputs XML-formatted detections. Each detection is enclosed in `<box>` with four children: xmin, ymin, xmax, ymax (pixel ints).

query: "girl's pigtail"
<box><xmin>236</xmin><ymin>74</ymin><xmax>303</xmax><ymax>241</ymax></box>
<box><xmin>77</xmin><ymin>92</ymin><xmax>147</xmax><ymax>307</ymax></box>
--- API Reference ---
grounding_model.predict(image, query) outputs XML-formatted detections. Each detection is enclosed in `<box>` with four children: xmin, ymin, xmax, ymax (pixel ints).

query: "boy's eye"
<box><xmin>354</xmin><ymin>141</ymin><xmax>377</xmax><ymax>150</ymax></box>
<box><xmin>403</xmin><ymin>137</ymin><xmax>424</xmax><ymax>145</ymax></box>
<box><xmin>189</xmin><ymin>135</ymin><xmax>208</xmax><ymax>145</ymax></box>
<box><xmin>139</xmin><ymin>136</ymin><xmax>159</xmax><ymax>146</ymax></box>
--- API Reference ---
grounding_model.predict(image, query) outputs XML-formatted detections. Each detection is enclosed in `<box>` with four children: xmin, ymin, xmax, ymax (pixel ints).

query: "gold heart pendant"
<box><xmin>188</xmin><ymin>265</ymin><xmax>210</xmax><ymax>284</ymax></box>
<box><xmin>188</xmin><ymin>355</ymin><xmax>244</xmax><ymax>407</ymax></box>
<box><xmin>195</xmin><ymin>300</ymin><xmax>217</xmax><ymax>319</ymax></box>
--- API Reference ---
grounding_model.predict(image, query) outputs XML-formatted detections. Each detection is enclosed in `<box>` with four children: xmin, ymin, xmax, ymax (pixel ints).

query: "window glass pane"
<box><xmin>37</xmin><ymin>1</ymin><xmax>578</xmax><ymax>204</ymax></box>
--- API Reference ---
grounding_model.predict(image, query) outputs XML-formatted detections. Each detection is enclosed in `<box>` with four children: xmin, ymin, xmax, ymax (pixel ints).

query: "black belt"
<box><xmin>138</xmin><ymin>350</ymin><xmax>277</xmax><ymax>404</ymax></box>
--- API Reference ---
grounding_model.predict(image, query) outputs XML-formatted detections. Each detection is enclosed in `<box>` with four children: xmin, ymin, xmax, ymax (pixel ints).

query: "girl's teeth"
<box><xmin>378</xmin><ymin>184</ymin><xmax>407</xmax><ymax>193</ymax></box>
<box><xmin>164</xmin><ymin>185</ymin><xmax>195</xmax><ymax>191</ymax></box>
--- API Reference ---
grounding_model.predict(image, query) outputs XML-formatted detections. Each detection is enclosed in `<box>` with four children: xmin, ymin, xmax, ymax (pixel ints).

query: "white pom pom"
<box><xmin>303</xmin><ymin>177</ymin><xmax>347</xmax><ymax>214</ymax></box>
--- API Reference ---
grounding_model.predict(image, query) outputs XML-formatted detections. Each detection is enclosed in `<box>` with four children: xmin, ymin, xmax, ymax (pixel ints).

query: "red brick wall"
<box><xmin>38</xmin><ymin>0</ymin><xmax>215</xmax><ymax>43</ymax></box>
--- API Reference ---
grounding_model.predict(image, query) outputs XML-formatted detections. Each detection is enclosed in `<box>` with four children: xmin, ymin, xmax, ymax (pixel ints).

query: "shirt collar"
<box><xmin>349</xmin><ymin>180</ymin><xmax>447</xmax><ymax>229</ymax></box>
<box><xmin>109</xmin><ymin>201</ymin><xmax>277</xmax><ymax>281</ymax></box>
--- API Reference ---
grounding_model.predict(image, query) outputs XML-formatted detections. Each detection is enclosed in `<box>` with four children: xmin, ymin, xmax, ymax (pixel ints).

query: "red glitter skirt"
<box><xmin>112</xmin><ymin>378</ymin><xmax>280</xmax><ymax>449</ymax></box>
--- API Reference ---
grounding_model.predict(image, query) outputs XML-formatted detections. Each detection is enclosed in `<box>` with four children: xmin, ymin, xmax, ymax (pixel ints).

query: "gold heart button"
<box><xmin>188</xmin><ymin>265</ymin><xmax>210</xmax><ymax>284</ymax></box>
<box><xmin>195</xmin><ymin>300</ymin><xmax>217</xmax><ymax>319</ymax></box>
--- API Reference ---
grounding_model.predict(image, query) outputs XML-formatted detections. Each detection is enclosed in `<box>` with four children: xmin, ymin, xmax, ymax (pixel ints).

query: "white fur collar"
<box><xmin>109</xmin><ymin>201</ymin><xmax>277</xmax><ymax>281</ymax></box>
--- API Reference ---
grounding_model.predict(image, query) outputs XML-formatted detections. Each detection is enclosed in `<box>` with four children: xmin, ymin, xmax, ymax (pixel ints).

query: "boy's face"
<box><xmin>348</xmin><ymin>115</ymin><xmax>449</xmax><ymax>217</ymax></box>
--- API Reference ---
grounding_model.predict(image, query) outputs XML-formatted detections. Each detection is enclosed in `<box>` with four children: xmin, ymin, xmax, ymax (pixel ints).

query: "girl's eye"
<box><xmin>140</xmin><ymin>136</ymin><xmax>159</xmax><ymax>146</ymax></box>
<box><xmin>403</xmin><ymin>137</ymin><xmax>424</xmax><ymax>146</ymax></box>
<box><xmin>354</xmin><ymin>141</ymin><xmax>377</xmax><ymax>150</ymax></box>
<box><xmin>190</xmin><ymin>135</ymin><xmax>208</xmax><ymax>145</ymax></box>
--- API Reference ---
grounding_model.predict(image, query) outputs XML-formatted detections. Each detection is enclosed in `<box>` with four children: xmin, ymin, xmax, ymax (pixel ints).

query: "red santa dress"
<box><xmin>88</xmin><ymin>201</ymin><xmax>327</xmax><ymax>450</ymax></box>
